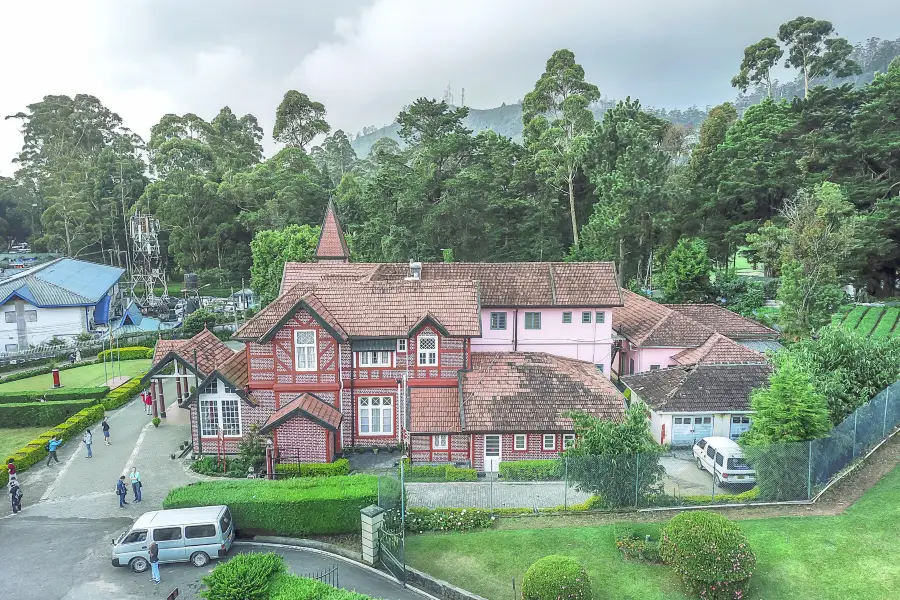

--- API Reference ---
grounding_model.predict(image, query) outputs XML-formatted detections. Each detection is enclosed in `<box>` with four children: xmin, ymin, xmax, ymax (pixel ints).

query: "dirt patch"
<box><xmin>496</xmin><ymin>431</ymin><xmax>900</xmax><ymax>530</ymax></box>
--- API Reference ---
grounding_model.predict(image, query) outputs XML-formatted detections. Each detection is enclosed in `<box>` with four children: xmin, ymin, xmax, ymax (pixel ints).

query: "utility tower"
<box><xmin>129</xmin><ymin>213</ymin><xmax>168</xmax><ymax>311</ymax></box>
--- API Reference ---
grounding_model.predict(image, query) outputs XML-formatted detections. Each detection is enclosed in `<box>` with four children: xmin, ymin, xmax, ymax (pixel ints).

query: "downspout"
<box><xmin>194</xmin><ymin>349</ymin><xmax>202</xmax><ymax>455</ymax></box>
<box><xmin>513</xmin><ymin>309</ymin><xmax>519</xmax><ymax>351</ymax></box>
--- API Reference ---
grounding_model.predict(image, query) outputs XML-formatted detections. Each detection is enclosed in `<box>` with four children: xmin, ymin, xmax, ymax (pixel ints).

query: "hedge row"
<box><xmin>0</xmin><ymin>387</ymin><xmax>109</xmax><ymax>404</ymax></box>
<box><xmin>0</xmin><ymin>398</ymin><xmax>99</xmax><ymax>427</ymax></box>
<box><xmin>403</xmin><ymin>459</ymin><xmax>478</xmax><ymax>481</ymax></box>
<box><xmin>0</xmin><ymin>360</ymin><xmax>92</xmax><ymax>384</ymax></box>
<box><xmin>96</xmin><ymin>346</ymin><xmax>154</xmax><ymax>361</ymax></box>
<box><xmin>163</xmin><ymin>475</ymin><xmax>389</xmax><ymax>536</ymax></box>
<box><xmin>274</xmin><ymin>459</ymin><xmax>349</xmax><ymax>478</ymax></box>
<box><xmin>681</xmin><ymin>487</ymin><xmax>760</xmax><ymax>505</ymax></box>
<box><xmin>499</xmin><ymin>459</ymin><xmax>561</xmax><ymax>481</ymax></box>
<box><xmin>407</xmin><ymin>507</ymin><xmax>494</xmax><ymax>533</ymax></box>
<box><xmin>102</xmin><ymin>375</ymin><xmax>147</xmax><ymax>410</ymax></box>
<box><xmin>1</xmin><ymin>403</ymin><xmax>105</xmax><ymax>488</ymax></box>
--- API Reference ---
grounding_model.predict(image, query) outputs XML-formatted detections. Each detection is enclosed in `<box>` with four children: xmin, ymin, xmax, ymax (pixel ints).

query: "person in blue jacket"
<box><xmin>116</xmin><ymin>475</ymin><xmax>129</xmax><ymax>508</ymax></box>
<box><xmin>46</xmin><ymin>436</ymin><xmax>62</xmax><ymax>466</ymax></box>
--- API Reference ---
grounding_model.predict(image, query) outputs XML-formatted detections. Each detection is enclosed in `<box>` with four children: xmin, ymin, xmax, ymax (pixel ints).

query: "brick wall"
<box><xmin>340</xmin><ymin>386</ymin><xmax>401</xmax><ymax>449</ymax></box>
<box><xmin>471</xmin><ymin>432</ymin><xmax>571</xmax><ymax>471</ymax></box>
<box><xmin>410</xmin><ymin>434</ymin><xmax>470</xmax><ymax>465</ymax></box>
<box><xmin>248</xmin><ymin>310</ymin><xmax>339</xmax><ymax>385</ymax></box>
<box><xmin>190</xmin><ymin>388</ymin><xmax>273</xmax><ymax>456</ymax></box>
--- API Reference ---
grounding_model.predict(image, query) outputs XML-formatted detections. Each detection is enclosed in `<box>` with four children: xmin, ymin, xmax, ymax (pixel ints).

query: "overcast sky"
<box><xmin>1</xmin><ymin>0</ymin><xmax>898</xmax><ymax>175</ymax></box>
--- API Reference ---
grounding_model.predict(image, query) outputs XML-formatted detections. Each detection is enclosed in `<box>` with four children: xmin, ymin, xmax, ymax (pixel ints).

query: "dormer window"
<box><xmin>358</xmin><ymin>350</ymin><xmax>391</xmax><ymax>367</ymax></box>
<box><xmin>417</xmin><ymin>334</ymin><xmax>438</xmax><ymax>366</ymax></box>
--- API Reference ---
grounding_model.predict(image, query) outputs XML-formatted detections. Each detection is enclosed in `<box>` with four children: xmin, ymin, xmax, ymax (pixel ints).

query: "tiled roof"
<box><xmin>259</xmin><ymin>393</ymin><xmax>342</xmax><ymax>433</ymax></box>
<box><xmin>621</xmin><ymin>363</ymin><xmax>773</xmax><ymax>413</ymax></box>
<box><xmin>151</xmin><ymin>329</ymin><xmax>236</xmax><ymax>376</ymax></box>
<box><xmin>462</xmin><ymin>352</ymin><xmax>625</xmax><ymax>432</ymax></box>
<box><xmin>410</xmin><ymin>387</ymin><xmax>461</xmax><ymax>433</ymax></box>
<box><xmin>235</xmin><ymin>281</ymin><xmax>481</xmax><ymax>341</ymax></box>
<box><xmin>0</xmin><ymin>257</ymin><xmax>123</xmax><ymax>307</ymax></box>
<box><xmin>218</xmin><ymin>349</ymin><xmax>249</xmax><ymax>390</ymax></box>
<box><xmin>152</xmin><ymin>338</ymin><xmax>183</xmax><ymax>364</ymax></box>
<box><xmin>315</xmin><ymin>202</ymin><xmax>350</xmax><ymax>260</ymax></box>
<box><xmin>671</xmin><ymin>334</ymin><xmax>767</xmax><ymax>366</ymax></box>
<box><xmin>282</xmin><ymin>261</ymin><xmax>622</xmax><ymax>307</ymax></box>
<box><xmin>613</xmin><ymin>290</ymin><xmax>713</xmax><ymax>347</ymax></box>
<box><xmin>667</xmin><ymin>304</ymin><xmax>778</xmax><ymax>340</ymax></box>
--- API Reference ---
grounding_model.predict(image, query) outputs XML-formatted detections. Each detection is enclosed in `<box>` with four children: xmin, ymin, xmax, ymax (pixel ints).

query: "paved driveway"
<box><xmin>407</xmin><ymin>480</ymin><xmax>591</xmax><ymax>509</ymax></box>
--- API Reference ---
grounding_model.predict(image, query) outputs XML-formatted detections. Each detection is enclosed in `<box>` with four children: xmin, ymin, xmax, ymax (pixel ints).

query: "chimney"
<box><xmin>405</xmin><ymin>260</ymin><xmax>422</xmax><ymax>281</ymax></box>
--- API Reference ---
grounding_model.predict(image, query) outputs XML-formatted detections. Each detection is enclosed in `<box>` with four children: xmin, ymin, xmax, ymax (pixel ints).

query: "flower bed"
<box><xmin>614</xmin><ymin>523</ymin><xmax>663</xmax><ymax>563</ymax></box>
<box><xmin>407</xmin><ymin>507</ymin><xmax>495</xmax><ymax>533</ymax></box>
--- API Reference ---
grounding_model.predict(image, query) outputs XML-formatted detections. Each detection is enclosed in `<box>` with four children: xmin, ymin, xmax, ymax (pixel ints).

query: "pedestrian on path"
<box><xmin>143</xmin><ymin>391</ymin><xmax>153</xmax><ymax>416</ymax></box>
<box><xmin>130</xmin><ymin>467</ymin><xmax>142</xmax><ymax>502</ymax></box>
<box><xmin>116</xmin><ymin>475</ymin><xmax>128</xmax><ymax>508</ymax></box>
<box><xmin>8</xmin><ymin>475</ymin><xmax>22</xmax><ymax>515</ymax></box>
<box><xmin>6</xmin><ymin>457</ymin><xmax>15</xmax><ymax>476</ymax></box>
<box><xmin>82</xmin><ymin>429</ymin><xmax>93</xmax><ymax>458</ymax></box>
<box><xmin>46</xmin><ymin>436</ymin><xmax>62</xmax><ymax>466</ymax></box>
<box><xmin>148</xmin><ymin>541</ymin><xmax>160</xmax><ymax>584</ymax></box>
<box><xmin>102</xmin><ymin>417</ymin><xmax>111</xmax><ymax>445</ymax></box>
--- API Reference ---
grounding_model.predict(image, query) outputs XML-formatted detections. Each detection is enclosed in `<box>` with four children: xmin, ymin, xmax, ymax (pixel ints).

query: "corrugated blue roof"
<box><xmin>94</xmin><ymin>295</ymin><xmax>112</xmax><ymax>324</ymax></box>
<box><xmin>0</xmin><ymin>258</ymin><xmax>124</xmax><ymax>307</ymax></box>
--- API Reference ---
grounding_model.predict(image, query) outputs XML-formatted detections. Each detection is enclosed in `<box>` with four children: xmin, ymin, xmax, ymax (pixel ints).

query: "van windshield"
<box><xmin>727</xmin><ymin>457</ymin><xmax>751</xmax><ymax>470</ymax></box>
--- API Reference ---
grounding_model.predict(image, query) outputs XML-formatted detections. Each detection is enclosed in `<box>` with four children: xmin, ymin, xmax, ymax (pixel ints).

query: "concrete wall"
<box><xmin>0</xmin><ymin>300</ymin><xmax>88</xmax><ymax>350</ymax></box>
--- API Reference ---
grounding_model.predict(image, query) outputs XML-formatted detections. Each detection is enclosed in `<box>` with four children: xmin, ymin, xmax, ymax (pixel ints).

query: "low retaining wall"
<box><xmin>405</xmin><ymin>566</ymin><xmax>489</xmax><ymax>600</ymax></box>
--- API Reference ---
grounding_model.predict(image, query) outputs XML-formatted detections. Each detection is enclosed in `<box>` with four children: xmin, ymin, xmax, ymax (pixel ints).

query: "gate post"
<box><xmin>360</xmin><ymin>505</ymin><xmax>384</xmax><ymax>566</ymax></box>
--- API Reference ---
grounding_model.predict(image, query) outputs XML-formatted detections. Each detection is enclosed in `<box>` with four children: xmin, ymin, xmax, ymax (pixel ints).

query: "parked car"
<box><xmin>692</xmin><ymin>437</ymin><xmax>756</xmax><ymax>488</ymax></box>
<box><xmin>111</xmin><ymin>505</ymin><xmax>234</xmax><ymax>573</ymax></box>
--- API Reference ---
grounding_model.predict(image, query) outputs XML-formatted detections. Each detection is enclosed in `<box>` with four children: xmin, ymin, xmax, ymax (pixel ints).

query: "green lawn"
<box><xmin>406</xmin><ymin>465</ymin><xmax>900</xmax><ymax>600</ymax></box>
<box><xmin>0</xmin><ymin>360</ymin><xmax>150</xmax><ymax>392</ymax></box>
<box><xmin>0</xmin><ymin>427</ymin><xmax>48</xmax><ymax>460</ymax></box>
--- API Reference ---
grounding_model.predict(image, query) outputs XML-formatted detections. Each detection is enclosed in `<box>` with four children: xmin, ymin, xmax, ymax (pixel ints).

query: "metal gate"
<box><xmin>672</xmin><ymin>415</ymin><xmax>712</xmax><ymax>447</ymax></box>
<box><xmin>377</xmin><ymin>462</ymin><xmax>406</xmax><ymax>584</ymax></box>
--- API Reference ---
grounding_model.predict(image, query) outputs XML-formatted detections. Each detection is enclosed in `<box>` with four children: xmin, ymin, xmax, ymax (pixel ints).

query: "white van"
<box><xmin>692</xmin><ymin>437</ymin><xmax>756</xmax><ymax>488</ymax></box>
<box><xmin>111</xmin><ymin>505</ymin><xmax>235</xmax><ymax>573</ymax></box>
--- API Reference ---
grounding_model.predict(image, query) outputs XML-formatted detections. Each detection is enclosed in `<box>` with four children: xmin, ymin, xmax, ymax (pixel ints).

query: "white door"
<box><xmin>484</xmin><ymin>435</ymin><xmax>501</xmax><ymax>472</ymax></box>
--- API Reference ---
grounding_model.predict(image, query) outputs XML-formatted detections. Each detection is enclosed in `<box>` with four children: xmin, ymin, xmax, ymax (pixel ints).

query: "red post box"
<box><xmin>52</xmin><ymin>369</ymin><xmax>61</xmax><ymax>388</ymax></box>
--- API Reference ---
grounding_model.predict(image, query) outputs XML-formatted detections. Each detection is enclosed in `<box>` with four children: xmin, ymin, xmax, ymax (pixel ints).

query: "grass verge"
<box><xmin>0</xmin><ymin>427</ymin><xmax>48</xmax><ymax>460</ymax></box>
<box><xmin>0</xmin><ymin>360</ymin><xmax>150</xmax><ymax>391</ymax></box>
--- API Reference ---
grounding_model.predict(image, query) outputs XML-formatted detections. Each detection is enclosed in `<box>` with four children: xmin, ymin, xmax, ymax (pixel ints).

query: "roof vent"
<box><xmin>406</xmin><ymin>261</ymin><xmax>422</xmax><ymax>281</ymax></box>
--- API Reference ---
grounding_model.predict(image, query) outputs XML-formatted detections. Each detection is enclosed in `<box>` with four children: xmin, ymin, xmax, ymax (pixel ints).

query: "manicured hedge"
<box><xmin>0</xmin><ymin>387</ymin><xmax>109</xmax><ymax>404</ymax></box>
<box><xmin>0</xmin><ymin>398</ymin><xmax>99</xmax><ymax>427</ymax></box>
<box><xmin>660</xmin><ymin>511</ymin><xmax>756</xmax><ymax>600</ymax></box>
<box><xmin>97</xmin><ymin>346</ymin><xmax>154</xmax><ymax>361</ymax></box>
<box><xmin>681</xmin><ymin>487</ymin><xmax>759</xmax><ymax>505</ymax></box>
<box><xmin>274</xmin><ymin>459</ymin><xmax>349</xmax><ymax>478</ymax></box>
<box><xmin>522</xmin><ymin>555</ymin><xmax>592</xmax><ymax>600</ymax></box>
<box><xmin>164</xmin><ymin>475</ymin><xmax>386</xmax><ymax>536</ymax></box>
<box><xmin>1</xmin><ymin>403</ymin><xmax>104</xmax><ymax>487</ymax></box>
<box><xmin>407</xmin><ymin>507</ymin><xmax>494</xmax><ymax>533</ymax></box>
<box><xmin>444</xmin><ymin>465</ymin><xmax>478</xmax><ymax>481</ymax></box>
<box><xmin>402</xmin><ymin>459</ymin><xmax>478</xmax><ymax>481</ymax></box>
<box><xmin>102</xmin><ymin>375</ymin><xmax>147</xmax><ymax>410</ymax></box>
<box><xmin>499</xmin><ymin>459</ymin><xmax>561</xmax><ymax>481</ymax></box>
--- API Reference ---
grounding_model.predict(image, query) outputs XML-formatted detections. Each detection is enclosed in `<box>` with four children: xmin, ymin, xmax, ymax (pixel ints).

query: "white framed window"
<box><xmin>358</xmin><ymin>350</ymin><xmax>391</xmax><ymax>367</ymax></box>
<box><xmin>398</xmin><ymin>339</ymin><xmax>407</xmax><ymax>352</ymax></box>
<box><xmin>490</xmin><ymin>312</ymin><xmax>507</xmax><ymax>330</ymax></box>
<box><xmin>433</xmin><ymin>434</ymin><xmax>449</xmax><ymax>449</ymax></box>
<box><xmin>202</xmin><ymin>379</ymin><xmax>218</xmax><ymax>394</ymax></box>
<box><xmin>514</xmin><ymin>434</ymin><xmax>527</xmax><ymax>451</ymax></box>
<box><xmin>294</xmin><ymin>330</ymin><xmax>317</xmax><ymax>371</ymax></box>
<box><xmin>542</xmin><ymin>434</ymin><xmax>556</xmax><ymax>451</ymax></box>
<box><xmin>3</xmin><ymin>312</ymin><xmax>14</xmax><ymax>323</ymax></box>
<box><xmin>596</xmin><ymin>311</ymin><xmax>605</xmax><ymax>324</ymax></box>
<box><xmin>199</xmin><ymin>397</ymin><xmax>242</xmax><ymax>437</ymax></box>
<box><xmin>359</xmin><ymin>396</ymin><xmax>393</xmax><ymax>435</ymax></box>
<box><xmin>562</xmin><ymin>312</ymin><xmax>572</xmax><ymax>323</ymax></box>
<box><xmin>582</xmin><ymin>311</ymin><xmax>591</xmax><ymax>323</ymax></box>
<box><xmin>650</xmin><ymin>365</ymin><xmax>661</xmax><ymax>370</ymax></box>
<box><xmin>563</xmin><ymin>434</ymin><xmax>576</xmax><ymax>449</ymax></box>
<box><xmin>417</xmin><ymin>334</ymin><xmax>438</xmax><ymax>366</ymax></box>
<box><xmin>524</xmin><ymin>312</ymin><xmax>541</xmax><ymax>329</ymax></box>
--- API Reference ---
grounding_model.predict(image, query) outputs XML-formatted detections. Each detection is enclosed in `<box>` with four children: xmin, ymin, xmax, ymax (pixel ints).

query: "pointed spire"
<box><xmin>315</xmin><ymin>200</ymin><xmax>350</xmax><ymax>262</ymax></box>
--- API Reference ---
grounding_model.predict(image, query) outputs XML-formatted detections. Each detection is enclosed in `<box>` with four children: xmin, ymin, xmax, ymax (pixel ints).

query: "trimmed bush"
<box><xmin>269</xmin><ymin>573</ymin><xmax>374</xmax><ymax>600</ymax></box>
<box><xmin>0</xmin><ymin>398</ymin><xmax>99</xmax><ymax>427</ymax></box>
<box><xmin>614</xmin><ymin>523</ymin><xmax>663</xmax><ymax>563</ymax></box>
<box><xmin>102</xmin><ymin>375</ymin><xmax>147</xmax><ymax>410</ymax></box>
<box><xmin>499</xmin><ymin>459</ymin><xmax>561</xmax><ymax>481</ymax></box>
<box><xmin>274</xmin><ymin>459</ymin><xmax>350</xmax><ymax>478</ymax></box>
<box><xmin>444</xmin><ymin>465</ymin><xmax>478</xmax><ymax>481</ymax></box>
<box><xmin>200</xmin><ymin>552</ymin><xmax>286</xmax><ymax>600</ymax></box>
<box><xmin>163</xmin><ymin>475</ymin><xmax>383</xmax><ymax>536</ymax></box>
<box><xmin>660</xmin><ymin>511</ymin><xmax>756</xmax><ymax>600</ymax></box>
<box><xmin>522</xmin><ymin>555</ymin><xmax>592</xmax><ymax>600</ymax></box>
<box><xmin>0</xmin><ymin>387</ymin><xmax>109</xmax><ymax>404</ymax></box>
<box><xmin>402</xmin><ymin>459</ymin><xmax>478</xmax><ymax>481</ymax></box>
<box><xmin>97</xmin><ymin>346</ymin><xmax>154</xmax><ymax>361</ymax></box>
<box><xmin>406</xmin><ymin>507</ymin><xmax>494</xmax><ymax>533</ymax></box>
<box><xmin>681</xmin><ymin>487</ymin><xmax>760</xmax><ymax>505</ymax></box>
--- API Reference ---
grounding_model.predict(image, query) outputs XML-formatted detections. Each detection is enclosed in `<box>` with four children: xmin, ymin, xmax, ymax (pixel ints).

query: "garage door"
<box><xmin>672</xmin><ymin>415</ymin><xmax>713</xmax><ymax>447</ymax></box>
<box><xmin>730</xmin><ymin>415</ymin><xmax>752</xmax><ymax>440</ymax></box>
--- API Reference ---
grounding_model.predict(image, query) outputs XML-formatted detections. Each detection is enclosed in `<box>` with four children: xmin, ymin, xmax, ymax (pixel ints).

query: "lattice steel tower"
<box><xmin>129</xmin><ymin>213</ymin><xmax>168</xmax><ymax>309</ymax></box>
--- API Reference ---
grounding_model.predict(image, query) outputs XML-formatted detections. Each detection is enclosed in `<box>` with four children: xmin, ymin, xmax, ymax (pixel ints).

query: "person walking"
<box><xmin>115</xmin><ymin>475</ymin><xmax>128</xmax><ymax>508</ymax></box>
<box><xmin>101</xmin><ymin>417</ymin><xmax>111</xmax><ymax>445</ymax></box>
<box><xmin>6</xmin><ymin>457</ymin><xmax>15</xmax><ymax>477</ymax></box>
<box><xmin>148</xmin><ymin>541</ymin><xmax>160</xmax><ymax>584</ymax></box>
<box><xmin>129</xmin><ymin>467</ymin><xmax>142</xmax><ymax>503</ymax></box>
<box><xmin>9</xmin><ymin>475</ymin><xmax>22</xmax><ymax>515</ymax></box>
<box><xmin>46</xmin><ymin>436</ymin><xmax>62</xmax><ymax>466</ymax></box>
<box><xmin>144</xmin><ymin>391</ymin><xmax>153</xmax><ymax>416</ymax></box>
<box><xmin>82</xmin><ymin>429</ymin><xmax>93</xmax><ymax>458</ymax></box>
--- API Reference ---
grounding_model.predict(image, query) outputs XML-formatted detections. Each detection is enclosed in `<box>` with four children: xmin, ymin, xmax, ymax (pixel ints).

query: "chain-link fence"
<box><xmin>403</xmin><ymin>381</ymin><xmax>900</xmax><ymax>511</ymax></box>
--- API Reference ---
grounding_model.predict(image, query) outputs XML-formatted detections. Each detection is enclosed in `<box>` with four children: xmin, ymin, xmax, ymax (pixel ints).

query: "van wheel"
<box><xmin>130</xmin><ymin>557</ymin><xmax>149</xmax><ymax>573</ymax></box>
<box><xmin>191</xmin><ymin>551</ymin><xmax>210</xmax><ymax>567</ymax></box>
<box><xmin>696</xmin><ymin>458</ymin><xmax>704</xmax><ymax>471</ymax></box>
<box><xmin>715</xmin><ymin>475</ymin><xmax>724</xmax><ymax>488</ymax></box>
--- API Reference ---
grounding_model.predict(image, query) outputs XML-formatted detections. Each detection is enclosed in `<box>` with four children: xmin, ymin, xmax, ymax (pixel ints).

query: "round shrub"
<box><xmin>660</xmin><ymin>511</ymin><xmax>756</xmax><ymax>600</ymax></box>
<box><xmin>522</xmin><ymin>555</ymin><xmax>592</xmax><ymax>600</ymax></box>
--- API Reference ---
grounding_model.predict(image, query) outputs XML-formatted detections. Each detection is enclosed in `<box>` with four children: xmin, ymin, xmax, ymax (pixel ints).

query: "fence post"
<box><xmin>853</xmin><ymin>411</ymin><xmax>859</xmax><ymax>458</ymax></box>
<box><xmin>635</xmin><ymin>454</ymin><xmax>640</xmax><ymax>508</ymax></box>
<box><xmin>490</xmin><ymin>477</ymin><xmax>494</xmax><ymax>514</ymax></box>
<box><xmin>883</xmin><ymin>387</ymin><xmax>891</xmax><ymax>439</ymax></box>
<box><xmin>563</xmin><ymin>456</ymin><xmax>568</xmax><ymax>511</ymax></box>
<box><xmin>807</xmin><ymin>440</ymin><xmax>813</xmax><ymax>500</ymax></box>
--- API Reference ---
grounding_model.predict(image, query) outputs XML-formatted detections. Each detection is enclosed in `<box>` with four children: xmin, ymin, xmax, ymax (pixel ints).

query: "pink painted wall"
<box><xmin>473</xmin><ymin>308</ymin><xmax>614</xmax><ymax>374</ymax></box>
<box><xmin>615</xmin><ymin>345</ymin><xmax>688</xmax><ymax>376</ymax></box>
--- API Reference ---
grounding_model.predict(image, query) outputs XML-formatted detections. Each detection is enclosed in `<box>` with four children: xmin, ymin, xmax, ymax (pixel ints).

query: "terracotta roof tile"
<box><xmin>462</xmin><ymin>352</ymin><xmax>625</xmax><ymax>431</ymax></box>
<box><xmin>236</xmin><ymin>281</ymin><xmax>481</xmax><ymax>341</ymax></box>
<box><xmin>622</xmin><ymin>364</ymin><xmax>773</xmax><ymax>413</ymax></box>
<box><xmin>667</xmin><ymin>304</ymin><xmax>778</xmax><ymax>340</ymax></box>
<box><xmin>280</xmin><ymin>263</ymin><xmax>381</xmax><ymax>295</ymax></box>
<box><xmin>315</xmin><ymin>202</ymin><xmax>349</xmax><ymax>260</ymax></box>
<box><xmin>410</xmin><ymin>387</ymin><xmax>461</xmax><ymax>433</ymax></box>
<box><xmin>613</xmin><ymin>290</ymin><xmax>712</xmax><ymax>347</ymax></box>
<box><xmin>152</xmin><ymin>329</ymin><xmax>235</xmax><ymax>376</ymax></box>
<box><xmin>218</xmin><ymin>349</ymin><xmax>249</xmax><ymax>390</ymax></box>
<box><xmin>671</xmin><ymin>334</ymin><xmax>767</xmax><ymax>366</ymax></box>
<box><xmin>259</xmin><ymin>392</ymin><xmax>342</xmax><ymax>433</ymax></box>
